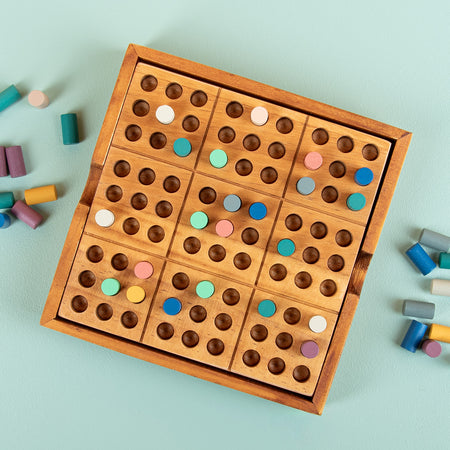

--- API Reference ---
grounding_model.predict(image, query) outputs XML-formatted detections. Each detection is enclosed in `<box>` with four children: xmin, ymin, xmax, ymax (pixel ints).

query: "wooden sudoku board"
<box><xmin>41</xmin><ymin>44</ymin><xmax>411</xmax><ymax>414</ymax></box>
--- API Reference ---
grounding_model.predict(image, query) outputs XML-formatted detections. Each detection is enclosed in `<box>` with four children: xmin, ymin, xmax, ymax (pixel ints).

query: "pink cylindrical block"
<box><xmin>0</xmin><ymin>146</ymin><xmax>7</xmax><ymax>176</ymax></box>
<box><xmin>422</xmin><ymin>339</ymin><xmax>441</xmax><ymax>358</ymax></box>
<box><xmin>5</xmin><ymin>146</ymin><xmax>27</xmax><ymax>178</ymax></box>
<box><xmin>11</xmin><ymin>200</ymin><xmax>43</xmax><ymax>229</ymax></box>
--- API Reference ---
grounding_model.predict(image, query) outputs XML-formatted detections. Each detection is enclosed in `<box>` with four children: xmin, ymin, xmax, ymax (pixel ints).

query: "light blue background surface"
<box><xmin>1</xmin><ymin>1</ymin><xmax>449</xmax><ymax>449</ymax></box>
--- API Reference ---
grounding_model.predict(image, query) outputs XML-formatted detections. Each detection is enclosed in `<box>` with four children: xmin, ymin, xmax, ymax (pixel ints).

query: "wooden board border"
<box><xmin>41</xmin><ymin>44</ymin><xmax>411</xmax><ymax>415</ymax></box>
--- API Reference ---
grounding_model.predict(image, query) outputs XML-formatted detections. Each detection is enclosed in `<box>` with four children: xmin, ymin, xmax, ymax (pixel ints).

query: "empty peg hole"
<box><xmin>312</xmin><ymin>128</ymin><xmax>329</xmax><ymax>145</ymax></box>
<box><xmin>150</xmin><ymin>132</ymin><xmax>167</xmax><ymax>149</ymax></box>
<box><xmin>337</xmin><ymin>136</ymin><xmax>354</xmax><ymax>153</ymax></box>
<box><xmin>269</xmin><ymin>264</ymin><xmax>287</xmax><ymax>281</ymax></box>
<box><xmin>86</xmin><ymin>245</ymin><xmax>104</xmax><ymax>263</ymax></box>
<box><xmin>71</xmin><ymin>295</ymin><xmax>88</xmax><ymax>313</ymax></box>
<box><xmin>148</xmin><ymin>225</ymin><xmax>165</xmax><ymax>243</ymax></box>
<box><xmin>222</xmin><ymin>288</ymin><xmax>240</xmax><ymax>306</ymax></box>
<box><xmin>133</xmin><ymin>100</ymin><xmax>149</xmax><ymax>117</ymax></box>
<box><xmin>165</xmin><ymin>83</ymin><xmax>182</xmax><ymax>99</ymax></box>
<box><xmin>155</xmin><ymin>201</ymin><xmax>173</xmax><ymax>218</ymax></box>
<box><xmin>294</xmin><ymin>271</ymin><xmax>312</xmax><ymax>289</ymax></box>
<box><xmin>114</xmin><ymin>160</ymin><xmax>130</xmax><ymax>177</ymax></box>
<box><xmin>226</xmin><ymin>101</ymin><xmax>243</xmax><ymax>118</ymax></box>
<box><xmin>183</xmin><ymin>236</ymin><xmax>201</xmax><ymax>254</ymax></box>
<box><xmin>141</xmin><ymin>75</ymin><xmax>157</xmax><ymax>91</ymax></box>
<box><xmin>190</xmin><ymin>90</ymin><xmax>208</xmax><ymax>107</ymax></box>
<box><xmin>182</xmin><ymin>115</ymin><xmax>200</xmax><ymax>132</ymax></box>
<box><xmin>303</xmin><ymin>247</ymin><xmax>319</xmax><ymax>264</ymax></box>
<box><xmin>320</xmin><ymin>279</ymin><xmax>337</xmax><ymax>296</ymax></box>
<box><xmin>199</xmin><ymin>187</ymin><xmax>216</xmax><ymax>204</ymax></box>
<box><xmin>111</xmin><ymin>253</ymin><xmax>128</xmax><ymax>271</ymax></box>
<box><xmin>310</xmin><ymin>222</ymin><xmax>328</xmax><ymax>239</ymax></box>
<box><xmin>123</xmin><ymin>218</ymin><xmax>140</xmax><ymax>235</ymax></box>
<box><xmin>131</xmin><ymin>193</ymin><xmax>148</xmax><ymax>210</ymax></box>
<box><xmin>268</xmin><ymin>142</ymin><xmax>285</xmax><ymax>159</ymax></box>
<box><xmin>106</xmin><ymin>185</ymin><xmax>123</xmax><ymax>202</ymax></box>
<box><xmin>121</xmin><ymin>311</ymin><xmax>138</xmax><ymax>329</ymax></box>
<box><xmin>96</xmin><ymin>303</ymin><xmax>113</xmax><ymax>321</ymax></box>
<box><xmin>125</xmin><ymin>125</ymin><xmax>142</xmax><ymax>142</ymax></box>
<box><xmin>78</xmin><ymin>270</ymin><xmax>96</xmax><ymax>288</ymax></box>
<box><xmin>139</xmin><ymin>168</ymin><xmax>156</xmax><ymax>185</ymax></box>
<box><xmin>163</xmin><ymin>176</ymin><xmax>180</xmax><ymax>193</ymax></box>
<box><xmin>218</xmin><ymin>126</ymin><xmax>235</xmax><ymax>143</ymax></box>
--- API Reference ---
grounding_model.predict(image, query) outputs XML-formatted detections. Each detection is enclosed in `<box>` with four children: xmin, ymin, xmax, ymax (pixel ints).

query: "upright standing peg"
<box><xmin>0</xmin><ymin>85</ymin><xmax>21</xmax><ymax>112</ymax></box>
<box><xmin>24</xmin><ymin>185</ymin><xmax>57</xmax><ymax>205</ymax></box>
<box><xmin>430</xmin><ymin>279</ymin><xmax>450</xmax><ymax>297</ymax></box>
<box><xmin>11</xmin><ymin>200</ymin><xmax>43</xmax><ymax>229</ymax></box>
<box><xmin>421</xmin><ymin>340</ymin><xmax>442</xmax><ymax>358</ymax></box>
<box><xmin>402</xmin><ymin>300</ymin><xmax>435</xmax><ymax>320</ymax></box>
<box><xmin>0</xmin><ymin>146</ymin><xmax>7</xmax><ymax>176</ymax></box>
<box><xmin>405</xmin><ymin>243</ymin><xmax>436</xmax><ymax>275</ymax></box>
<box><xmin>61</xmin><ymin>113</ymin><xmax>79</xmax><ymax>144</ymax></box>
<box><xmin>400</xmin><ymin>320</ymin><xmax>428</xmax><ymax>352</ymax></box>
<box><xmin>419</xmin><ymin>229</ymin><xmax>450</xmax><ymax>252</ymax></box>
<box><xmin>5</xmin><ymin>146</ymin><xmax>27</xmax><ymax>178</ymax></box>
<box><xmin>28</xmin><ymin>90</ymin><xmax>49</xmax><ymax>109</ymax></box>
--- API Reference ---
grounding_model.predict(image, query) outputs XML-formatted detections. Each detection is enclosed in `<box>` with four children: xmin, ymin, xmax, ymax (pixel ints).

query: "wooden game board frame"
<box><xmin>41</xmin><ymin>44</ymin><xmax>411</xmax><ymax>415</ymax></box>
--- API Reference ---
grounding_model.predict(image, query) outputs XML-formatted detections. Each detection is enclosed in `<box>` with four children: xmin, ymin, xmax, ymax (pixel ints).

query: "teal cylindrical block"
<box><xmin>0</xmin><ymin>212</ymin><xmax>11</xmax><ymax>229</ymax></box>
<box><xmin>438</xmin><ymin>253</ymin><xmax>450</xmax><ymax>269</ymax></box>
<box><xmin>61</xmin><ymin>113</ymin><xmax>79</xmax><ymax>144</ymax></box>
<box><xmin>0</xmin><ymin>85</ymin><xmax>21</xmax><ymax>112</ymax></box>
<box><xmin>0</xmin><ymin>191</ymin><xmax>15</xmax><ymax>209</ymax></box>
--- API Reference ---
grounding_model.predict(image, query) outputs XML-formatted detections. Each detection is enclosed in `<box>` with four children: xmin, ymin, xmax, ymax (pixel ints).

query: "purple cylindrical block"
<box><xmin>11</xmin><ymin>200</ymin><xmax>43</xmax><ymax>229</ymax></box>
<box><xmin>5</xmin><ymin>146</ymin><xmax>27</xmax><ymax>178</ymax></box>
<box><xmin>0</xmin><ymin>146</ymin><xmax>7</xmax><ymax>176</ymax></box>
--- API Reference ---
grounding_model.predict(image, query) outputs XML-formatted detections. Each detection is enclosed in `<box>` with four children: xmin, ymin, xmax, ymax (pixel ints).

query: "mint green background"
<box><xmin>1</xmin><ymin>1</ymin><xmax>449</xmax><ymax>449</ymax></box>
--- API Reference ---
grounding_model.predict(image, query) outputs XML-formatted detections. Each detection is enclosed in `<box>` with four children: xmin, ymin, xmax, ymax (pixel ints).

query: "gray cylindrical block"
<box><xmin>419</xmin><ymin>229</ymin><xmax>450</xmax><ymax>252</ymax></box>
<box><xmin>402</xmin><ymin>299</ymin><xmax>435</xmax><ymax>320</ymax></box>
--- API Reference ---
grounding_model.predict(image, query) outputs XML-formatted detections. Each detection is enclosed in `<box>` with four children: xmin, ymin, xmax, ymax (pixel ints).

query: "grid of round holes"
<box><xmin>106</xmin><ymin>159</ymin><xmax>181</xmax><ymax>242</ymax></box>
<box><xmin>71</xmin><ymin>245</ymin><xmax>140</xmax><ymax>328</ymax></box>
<box><xmin>242</xmin><ymin>305</ymin><xmax>315</xmax><ymax>382</ymax></box>
<box><xmin>308</xmin><ymin>127</ymin><xmax>379</xmax><ymax>204</ymax></box>
<box><xmin>223</xmin><ymin>100</ymin><xmax>294</xmax><ymax>184</ymax></box>
<box><xmin>70</xmin><ymin>292</ymin><xmax>139</xmax><ymax>329</ymax></box>
<box><xmin>123</xmin><ymin>74</ymin><xmax>209</xmax><ymax>147</ymax></box>
<box><xmin>155</xmin><ymin>285</ymin><xmax>242</xmax><ymax>356</ymax></box>
<box><xmin>267</xmin><ymin>214</ymin><xmax>353</xmax><ymax>297</ymax></box>
<box><xmin>181</xmin><ymin>186</ymin><xmax>259</xmax><ymax>269</ymax></box>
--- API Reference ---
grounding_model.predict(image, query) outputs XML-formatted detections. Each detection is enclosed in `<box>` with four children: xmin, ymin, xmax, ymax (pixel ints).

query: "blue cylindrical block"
<box><xmin>401</xmin><ymin>320</ymin><xmax>428</xmax><ymax>352</ymax></box>
<box><xmin>0</xmin><ymin>212</ymin><xmax>11</xmax><ymax>229</ymax></box>
<box><xmin>61</xmin><ymin>113</ymin><xmax>80</xmax><ymax>145</ymax></box>
<box><xmin>405</xmin><ymin>243</ymin><xmax>436</xmax><ymax>275</ymax></box>
<box><xmin>0</xmin><ymin>85</ymin><xmax>21</xmax><ymax>112</ymax></box>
